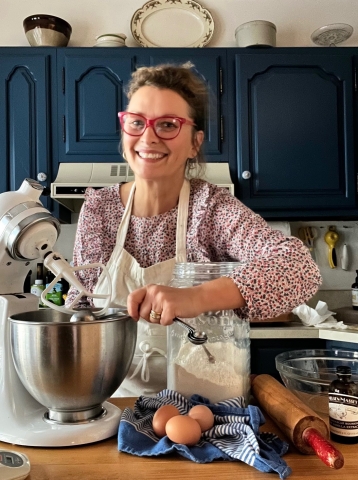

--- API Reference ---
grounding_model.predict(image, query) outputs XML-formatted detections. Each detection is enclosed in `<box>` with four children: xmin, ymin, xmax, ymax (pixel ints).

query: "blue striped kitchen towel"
<box><xmin>118</xmin><ymin>389</ymin><xmax>292</xmax><ymax>479</ymax></box>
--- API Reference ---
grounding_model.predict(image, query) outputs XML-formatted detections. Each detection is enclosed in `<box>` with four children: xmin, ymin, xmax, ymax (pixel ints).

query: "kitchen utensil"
<box><xmin>202</xmin><ymin>344</ymin><xmax>216</xmax><ymax>364</ymax></box>
<box><xmin>298</xmin><ymin>226</ymin><xmax>318</xmax><ymax>261</ymax></box>
<box><xmin>324</xmin><ymin>226</ymin><xmax>339</xmax><ymax>268</ymax></box>
<box><xmin>0</xmin><ymin>450</ymin><xmax>30</xmax><ymax>480</ymax></box>
<box><xmin>173</xmin><ymin>317</ymin><xmax>216</xmax><ymax>363</ymax></box>
<box><xmin>23</xmin><ymin>14</ymin><xmax>72</xmax><ymax>47</ymax></box>
<box><xmin>311</xmin><ymin>23</ymin><xmax>353</xmax><ymax>46</ymax></box>
<box><xmin>173</xmin><ymin>317</ymin><xmax>208</xmax><ymax>344</ymax></box>
<box><xmin>235</xmin><ymin>20</ymin><xmax>276</xmax><ymax>47</ymax></box>
<box><xmin>0</xmin><ymin>179</ymin><xmax>131</xmax><ymax>447</ymax></box>
<box><xmin>341</xmin><ymin>243</ymin><xmax>349</xmax><ymax>270</ymax></box>
<box><xmin>10</xmin><ymin>309</ymin><xmax>137</xmax><ymax>424</ymax></box>
<box><xmin>275</xmin><ymin>349</ymin><xmax>358</xmax><ymax>417</ymax></box>
<box><xmin>252</xmin><ymin>374</ymin><xmax>344</xmax><ymax>469</ymax></box>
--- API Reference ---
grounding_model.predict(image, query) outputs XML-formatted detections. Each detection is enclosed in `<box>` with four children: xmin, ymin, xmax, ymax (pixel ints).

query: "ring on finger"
<box><xmin>149</xmin><ymin>310</ymin><xmax>161</xmax><ymax>321</ymax></box>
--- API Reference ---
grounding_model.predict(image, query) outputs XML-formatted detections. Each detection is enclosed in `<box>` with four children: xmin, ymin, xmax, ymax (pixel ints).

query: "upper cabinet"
<box><xmin>56</xmin><ymin>48</ymin><xmax>228</xmax><ymax>165</ymax></box>
<box><xmin>57</xmin><ymin>49</ymin><xmax>133</xmax><ymax>164</ymax></box>
<box><xmin>0</xmin><ymin>49</ymin><xmax>56</xmax><ymax>210</ymax></box>
<box><xmin>231</xmin><ymin>50</ymin><xmax>357</xmax><ymax>218</ymax></box>
<box><xmin>143</xmin><ymin>49</ymin><xmax>228</xmax><ymax>162</ymax></box>
<box><xmin>1</xmin><ymin>47</ymin><xmax>358</xmax><ymax>220</ymax></box>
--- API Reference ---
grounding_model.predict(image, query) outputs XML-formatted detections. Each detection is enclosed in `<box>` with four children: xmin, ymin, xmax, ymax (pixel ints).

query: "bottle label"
<box><xmin>329</xmin><ymin>393</ymin><xmax>358</xmax><ymax>437</ymax></box>
<box><xmin>352</xmin><ymin>288</ymin><xmax>358</xmax><ymax>306</ymax></box>
<box><xmin>31</xmin><ymin>285</ymin><xmax>45</xmax><ymax>307</ymax></box>
<box><xmin>45</xmin><ymin>282</ymin><xmax>63</xmax><ymax>306</ymax></box>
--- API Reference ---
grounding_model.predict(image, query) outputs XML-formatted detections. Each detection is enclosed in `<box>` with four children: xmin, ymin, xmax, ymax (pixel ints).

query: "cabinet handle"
<box><xmin>62</xmin><ymin>116</ymin><xmax>66</xmax><ymax>142</ymax></box>
<box><xmin>219</xmin><ymin>67</ymin><xmax>223</xmax><ymax>95</ymax></box>
<box><xmin>62</xmin><ymin>67</ymin><xmax>65</xmax><ymax>94</ymax></box>
<box><xmin>37</xmin><ymin>172</ymin><xmax>47</xmax><ymax>182</ymax></box>
<box><xmin>220</xmin><ymin>115</ymin><xmax>224</xmax><ymax>142</ymax></box>
<box><xmin>242</xmin><ymin>171</ymin><xmax>251</xmax><ymax>180</ymax></box>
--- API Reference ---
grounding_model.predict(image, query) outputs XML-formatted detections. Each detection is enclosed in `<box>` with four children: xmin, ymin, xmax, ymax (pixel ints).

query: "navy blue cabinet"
<box><xmin>57</xmin><ymin>48</ymin><xmax>228</xmax><ymax>165</ymax></box>
<box><xmin>144</xmin><ymin>49</ymin><xmax>228</xmax><ymax>162</ymax></box>
<box><xmin>0</xmin><ymin>49</ymin><xmax>56</xmax><ymax>210</ymax></box>
<box><xmin>1</xmin><ymin>47</ymin><xmax>358</xmax><ymax>221</ymax></box>
<box><xmin>231</xmin><ymin>50</ymin><xmax>357</xmax><ymax>218</ymax></box>
<box><xmin>57</xmin><ymin>49</ymin><xmax>134</xmax><ymax>164</ymax></box>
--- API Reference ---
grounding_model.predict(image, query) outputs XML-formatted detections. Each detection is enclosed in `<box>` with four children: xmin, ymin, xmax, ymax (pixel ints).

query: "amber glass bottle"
<box><xmin>329</xmin><ymin>365</ymin><xmax>358</xmax><ymax>444</ymax></box>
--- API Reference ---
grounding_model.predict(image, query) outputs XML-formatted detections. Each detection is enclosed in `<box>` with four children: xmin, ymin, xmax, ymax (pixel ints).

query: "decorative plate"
<box><xmin>131</xmin><ymin>0</ymin><xmax>214</xmax><ymax>48</ymax></box>
<box><xmin>311</xmin><ymin>23</ymin><xmax>353</xmax><ymax>46</ymax></box>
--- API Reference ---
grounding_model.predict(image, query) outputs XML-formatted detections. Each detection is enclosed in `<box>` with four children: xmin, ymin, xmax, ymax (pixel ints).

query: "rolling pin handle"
<box><xmin>302</xmin><ymin>427</ymin><xmax>344</xmax><ymax>470</ymax></box>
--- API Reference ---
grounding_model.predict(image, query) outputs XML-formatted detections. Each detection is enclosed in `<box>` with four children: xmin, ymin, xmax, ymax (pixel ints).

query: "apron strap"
<box><xmin>175</xmin><ymin>179</ymin><xmax>190</xmax><ymax>263</ymax></box>
<box><xmin>116</xmin><ymin>182</ymin><xmax>136</xmax><ymax>248</ymax></box>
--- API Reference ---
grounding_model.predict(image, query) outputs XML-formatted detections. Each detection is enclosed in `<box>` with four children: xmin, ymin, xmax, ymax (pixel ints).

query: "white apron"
<box><xmin>93</xmin><ymin>179</ymin><xmax>189</xmax><ymax>396</ymax></box>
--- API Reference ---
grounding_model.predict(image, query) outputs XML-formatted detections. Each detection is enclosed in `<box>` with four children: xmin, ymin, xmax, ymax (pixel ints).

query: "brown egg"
<box><xmin>188</xmin><ymin>405</ymin><xmax>215</xmax><ymax>432</ymax></box>
<box><xmin>165</xmin><ymin>415</ymin><xmax>202</xmax><ymax>446</ymax></box>
<box><xmin>152</xmin><ymin>405</ymin><xmax>180</xmax><ymax>438</ymax></box>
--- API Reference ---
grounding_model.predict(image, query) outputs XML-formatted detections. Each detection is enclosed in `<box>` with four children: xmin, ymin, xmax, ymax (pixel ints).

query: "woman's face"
<box><xmin>122</xmin><ymin>86</ymin><xmax>203</xmax><ymax>182</ymax></box>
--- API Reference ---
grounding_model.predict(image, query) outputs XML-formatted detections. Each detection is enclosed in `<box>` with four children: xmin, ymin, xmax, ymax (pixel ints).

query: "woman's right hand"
<box><xmin>127</xmin><ymin>277</ymin><xmax>245</xmax><ymax>326</ymax></box>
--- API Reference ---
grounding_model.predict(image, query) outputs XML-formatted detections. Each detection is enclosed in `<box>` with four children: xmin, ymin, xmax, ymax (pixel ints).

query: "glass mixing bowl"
<box><xmin>275</xmin><ymin>349</ymin><xmax>358</xmax><ymax>418</ymax></box>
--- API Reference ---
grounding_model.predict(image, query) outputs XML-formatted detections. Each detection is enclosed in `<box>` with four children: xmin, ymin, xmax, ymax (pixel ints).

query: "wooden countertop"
<box><xmin>1</xmin><ymin>397</ymin><xmax>357</xmax><ymax>480</ymax></box>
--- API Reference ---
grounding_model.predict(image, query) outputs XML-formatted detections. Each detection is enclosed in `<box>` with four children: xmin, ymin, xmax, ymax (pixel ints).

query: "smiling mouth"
<box><xmin>137</xmin><ymin>152</ymin><xmax>167</xmax><ymax>159</ymax></box>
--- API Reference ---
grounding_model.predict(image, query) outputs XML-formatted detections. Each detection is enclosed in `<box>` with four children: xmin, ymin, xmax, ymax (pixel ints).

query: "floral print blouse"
<box><xmin>66</xmin><ymin>179</ymin><xmax>321</xmax><ymax>320</ymax></box>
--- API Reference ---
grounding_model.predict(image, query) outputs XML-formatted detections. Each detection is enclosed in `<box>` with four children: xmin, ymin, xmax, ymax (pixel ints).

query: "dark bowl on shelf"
<box><xmin>23</xmin><ymin>14</ymin><xmax>72</xmax><ymax>47</ymax></box>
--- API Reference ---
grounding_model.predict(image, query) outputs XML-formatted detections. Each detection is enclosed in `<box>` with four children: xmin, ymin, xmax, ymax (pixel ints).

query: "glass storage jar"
<box><xmin>167</xmin><ymin>262</ymin><xmax>250</xmax><ymax>405</ymax></box>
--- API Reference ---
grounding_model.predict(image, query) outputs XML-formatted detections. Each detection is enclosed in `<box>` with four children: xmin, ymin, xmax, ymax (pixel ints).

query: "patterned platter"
<box><xmin>131</xmin><ymin>0</ymin><xmax>214</xmax><ymax>48</ymax></box>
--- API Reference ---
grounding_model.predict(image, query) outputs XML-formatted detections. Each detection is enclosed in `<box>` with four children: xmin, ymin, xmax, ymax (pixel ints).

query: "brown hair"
<box><xmin>124</xmin><ymin>62</ymin><xmax>209</xmax><ymax>176</ymax></box>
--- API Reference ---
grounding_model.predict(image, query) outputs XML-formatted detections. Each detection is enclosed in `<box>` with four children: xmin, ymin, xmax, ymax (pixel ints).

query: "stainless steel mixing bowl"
<box><xmin>9</xmin><ymin>308</ymin><xmax>137</xmax><ymax>423</ymax></box>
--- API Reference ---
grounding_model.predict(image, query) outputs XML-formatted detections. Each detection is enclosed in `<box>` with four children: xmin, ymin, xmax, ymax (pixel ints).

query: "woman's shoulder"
<box><xmin>189</xmin><ymin>178</ymin><xmax>237</xmax><ymax>205</ymax></box>
<box><xmin>83</xmin><ymin>183</ymin><xmax>122</xmax><ymax>207</ymax></box>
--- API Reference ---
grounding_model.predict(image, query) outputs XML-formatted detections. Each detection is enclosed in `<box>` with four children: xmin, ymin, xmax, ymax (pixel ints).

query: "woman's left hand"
<box><xmin>127</xmin><ymin>278</ymin><xmax>245</xmax><ymax>325</ymax></box>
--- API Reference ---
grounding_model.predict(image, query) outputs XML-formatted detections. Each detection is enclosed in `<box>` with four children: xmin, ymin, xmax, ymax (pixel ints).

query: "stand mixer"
<box><xmin>0</xmin><ymin>179</ymin><xmax>135</xmax><ymax>447</ymax></box>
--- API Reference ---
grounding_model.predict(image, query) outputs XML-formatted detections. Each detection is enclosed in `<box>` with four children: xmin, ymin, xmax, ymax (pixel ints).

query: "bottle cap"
<box><xmin>336</xmin><ymin>365</ymin><xmax>351</xmax><ymax>375</ymax></box>
<box><xmin>35</xmin><ymin>279</ymin><xmax>43</xmax><ymax>285</ymax></box>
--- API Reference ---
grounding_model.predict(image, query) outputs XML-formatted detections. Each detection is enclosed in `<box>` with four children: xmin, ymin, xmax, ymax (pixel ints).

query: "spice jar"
<box><xmin>167</xmin><ymin>262</ymin><xmax>250</xmax><ymax>405</ymax></box>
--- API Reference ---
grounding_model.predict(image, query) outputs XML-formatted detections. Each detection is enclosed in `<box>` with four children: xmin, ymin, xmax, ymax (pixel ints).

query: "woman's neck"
<box><xmin>121</xmin><ymin>177</ymin><xmax>186</xmax><ymax>217</ymax></box>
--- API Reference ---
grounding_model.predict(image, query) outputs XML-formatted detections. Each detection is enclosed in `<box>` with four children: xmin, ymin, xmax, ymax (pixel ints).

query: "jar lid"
<box><xmin>173</xmin><ymin>262</ymin><xmax>242</xmax><ymax>281</ymax></box>
<box><xmin>235</xmin><ymin>20</ymin><xmax>277</xmax><ymax>35</ymax></box>
<box><xmin>35</xmin><ymin>279</ymin><xmax>43</xmax><ymax>285</ymax></box>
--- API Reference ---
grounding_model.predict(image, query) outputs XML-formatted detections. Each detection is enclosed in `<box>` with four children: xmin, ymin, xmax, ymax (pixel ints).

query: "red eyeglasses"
<box><xmin>118</xmin><ymin>112</ymin><xmax>196</xmax><ymax>140</ymax></box>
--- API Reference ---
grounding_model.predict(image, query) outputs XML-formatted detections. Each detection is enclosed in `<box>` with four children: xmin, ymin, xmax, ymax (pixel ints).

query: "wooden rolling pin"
<box><xmin>251</xmin><ymin>374</ymin><xmax>344</xmax><ymax>469</ymax></box>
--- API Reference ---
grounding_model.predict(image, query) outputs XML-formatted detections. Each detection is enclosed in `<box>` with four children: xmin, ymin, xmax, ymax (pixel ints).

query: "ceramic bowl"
<box><xmin>94</xmin><ymin>33</ymin><xmax>127</xmax><ymax>47</ymax></box>
<box><xmin>23</xmin><ymin>14</ymin><xmax>72</xmax><ymax>47</ymax></box>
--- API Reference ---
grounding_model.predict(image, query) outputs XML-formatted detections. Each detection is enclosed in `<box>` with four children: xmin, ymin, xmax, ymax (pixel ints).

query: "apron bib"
<box><xmin>94</xmin><ymin>179</ymin><xmax>189</xmax><ymax>396</ymax></box>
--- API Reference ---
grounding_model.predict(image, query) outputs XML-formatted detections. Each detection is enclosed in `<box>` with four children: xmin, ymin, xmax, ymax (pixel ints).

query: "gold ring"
<box><xmin>149</xmin><ymin>310</ymin><xmax>161</xmax><ymax>320</ymax></box>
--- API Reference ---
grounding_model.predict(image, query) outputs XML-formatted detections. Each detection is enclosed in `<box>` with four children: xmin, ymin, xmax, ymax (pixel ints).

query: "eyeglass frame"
<box><xmin>118</xmin><ymin>111</ymin><xmax>197</xmax><ymax>140</ymax></box>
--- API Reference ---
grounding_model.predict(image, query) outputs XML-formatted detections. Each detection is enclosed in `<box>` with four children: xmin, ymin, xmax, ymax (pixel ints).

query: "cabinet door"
<box><xmin>234</xmin><ymin>53</ymin><xmax>356</xmax><ymax>217</ymax></box>
<box><xmin>58</xmin><ymin>49</ymin><xmax>134</xmax><ymax>163</ymax></box>
<box><xmin>0</xmin><ymin>49</ymin><xmax>55</xmax><ymax>209</ymax></box>
<box><xmin>144</xmin><ymin>49</ymin><xmax>228</xmax><ymax>162</ymax></box>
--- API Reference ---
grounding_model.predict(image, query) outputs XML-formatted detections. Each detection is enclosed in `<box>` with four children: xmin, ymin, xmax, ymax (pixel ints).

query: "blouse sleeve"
<box><xmin>196</xmin><ymin>185</ymin><xmax>322</xmax><ymax>320</ymax></box>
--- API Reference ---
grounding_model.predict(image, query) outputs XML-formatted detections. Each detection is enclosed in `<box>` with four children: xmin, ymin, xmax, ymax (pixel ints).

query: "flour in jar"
<box><xmin>168</xmin><ymin>341</ymin><xmax>250</xmax><ymax>404</ymax></box>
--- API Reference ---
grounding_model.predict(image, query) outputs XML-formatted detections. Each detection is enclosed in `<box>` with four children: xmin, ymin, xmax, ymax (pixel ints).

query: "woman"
<box><xmin>66</xmin><ymin>63</ymin><xmax>321</xmax><ymax>396</ymax></box>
